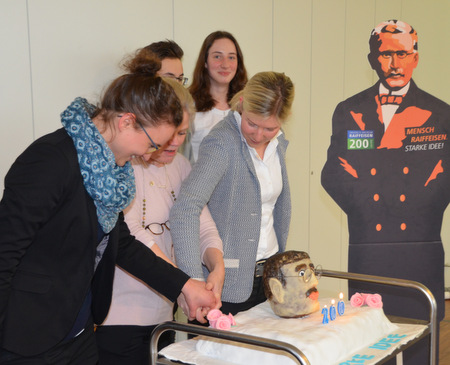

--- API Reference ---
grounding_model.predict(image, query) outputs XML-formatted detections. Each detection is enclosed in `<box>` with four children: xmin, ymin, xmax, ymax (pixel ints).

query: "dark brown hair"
<box><xmin>189</xmin><ymin>30</ymin><xmax>248</xmax><ymax>112</ymax></box>
<box><xmin>143</xmin><ymin>39</ymin><xmax>184</xmax><ymax>60</ymax></box>
<box><xmin>95</xmin><ymin>51</ymin><xmax>182</xmax><ymax>130</ymax></box>
<box><xmin>263</xmin><ymin>251</ymin><xmax>310</xmax><ymax>300</ymax></box>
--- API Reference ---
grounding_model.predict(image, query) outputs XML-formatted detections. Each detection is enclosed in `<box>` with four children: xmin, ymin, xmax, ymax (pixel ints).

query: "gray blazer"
<box><xmin>170</xmin><ymin>111</ymin><xmax>291</xmax><ymax>303</ymax></box>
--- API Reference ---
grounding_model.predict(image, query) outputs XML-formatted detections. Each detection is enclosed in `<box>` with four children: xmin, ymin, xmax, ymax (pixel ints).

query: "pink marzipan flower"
<box><xmin>214</xmin><ymin>315</ymin><xmax>232</xmax><ymax>330</ymax></box>
<box><xmin>366</xmin><ymin>294</ymin><xmax>383</xmax><ymax>308</ymax></box>
<box><xmin>361</xmin><ymin>293</ymin><xmax>369</xmax><ymax>305</ymax></box>
<box><xmin>227</xmin><ymin>313</ymin><xmax>236</xmax><ymax>326</ymax></box>
<box><xmin>350</xmin><ymin>293</ymin><xmax>364</xmax><ymax>307</ymax></box>
<box><xmin>207</xmin><ymin>309</ymin><xmax>223</xmax><ymax>327</ymax></box>
<box><xmin>207</xmin><ymin>309</ymin><xmax>236</xmax><ymax>329</ymax></box>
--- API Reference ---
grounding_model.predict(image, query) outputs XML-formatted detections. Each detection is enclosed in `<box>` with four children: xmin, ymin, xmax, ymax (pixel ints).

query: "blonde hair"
<box><xmin>164</xmin><ymin>78</ymin><xmax>196</xmax><ymax>125</ymax></box>
<box><xmin>230</xmin><ymin>71</ymin><xmax>294</xmax><ymax>123</ymax></box>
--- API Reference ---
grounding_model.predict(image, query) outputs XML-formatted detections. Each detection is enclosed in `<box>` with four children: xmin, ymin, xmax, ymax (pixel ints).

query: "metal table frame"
<box><xmin>150</xmin><ymin>269</ymin><xmax>437</xmax><ymax>365</ymax></box>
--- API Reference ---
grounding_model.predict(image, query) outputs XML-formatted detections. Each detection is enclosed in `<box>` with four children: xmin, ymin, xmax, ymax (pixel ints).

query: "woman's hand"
<box><xmin>178</xmin><ymin>279</ymin><xmax>216</xmax><ymax>323</ymax></box>
<box><xmin>203</xmin><ymin>247</ymin><xmax>225</xmax><ymax>309</ymax></box>
<box><xmin>206</xmin><ymin>267</ymin><xmax>224</xmax><ymax>310</ymax></box>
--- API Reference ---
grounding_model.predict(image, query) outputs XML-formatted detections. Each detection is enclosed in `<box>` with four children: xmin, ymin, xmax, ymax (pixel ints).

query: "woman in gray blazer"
<box><xmin>170</xmin><ymin>71</ymin><xmax>294</xmax><ymax>316</ymax></box>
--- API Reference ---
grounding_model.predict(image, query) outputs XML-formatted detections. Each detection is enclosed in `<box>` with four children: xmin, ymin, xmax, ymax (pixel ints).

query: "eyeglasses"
<box><xmin>117</xmin><ymin>114</ymin><xmax>159</xmax><ymax>153</ymax></box>
<box><xmin>137</xmin><ymin>122</ymin><xmax>159</xmax><ymax>153</ymax></box>
<box><xmin>269</xmin><ymin>264</ymin><xmax>323</xmax><ymax>283</ymax></box>
<box><xmin>145</xmin><ymin>220</ymin><xmax>170</xmax><ymax>235</ymax></box>
<box><xmin>379</xmin><ymin>51</ymin><xmax>414</xmax><ymax>60</ymax></box>
<box><xmin>298</xmin><ymin>265</ymin><xmax>322</xmax><ymax>283</ymax></box>
<box><xmin>175</xmin><ymin>76</ymin><xmax>189</xmax><ymax>86</ymax></box>
<box><xmin>162</xmin><ymin>73</ymin><xmax>189</xmax><ymax>86</ymax></box>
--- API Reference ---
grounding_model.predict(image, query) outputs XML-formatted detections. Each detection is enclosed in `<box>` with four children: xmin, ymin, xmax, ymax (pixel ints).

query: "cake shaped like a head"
<box><xmin>263</xmin><ymin>250</ymin><xmax>320</xmax><ymax>318</ymax></box>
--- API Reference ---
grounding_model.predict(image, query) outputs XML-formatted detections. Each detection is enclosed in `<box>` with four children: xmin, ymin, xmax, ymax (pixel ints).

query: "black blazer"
<box><xmin>0</xmin><ymin>128</ymin><xmax>189</xmax><ymax>356</ymax></box>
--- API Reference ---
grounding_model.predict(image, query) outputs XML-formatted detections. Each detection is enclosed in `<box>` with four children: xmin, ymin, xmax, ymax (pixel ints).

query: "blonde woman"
<box><xmin>171</xmin><ymin>71</ymin><xmax>294</xmax><ymax>316</ymax></box>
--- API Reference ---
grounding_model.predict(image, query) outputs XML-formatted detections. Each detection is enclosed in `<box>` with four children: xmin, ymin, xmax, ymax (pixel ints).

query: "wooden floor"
<box><xmin>439</xmin><ymin>299</ymin><xmax>450</xmax><ymax>363</ymax></box>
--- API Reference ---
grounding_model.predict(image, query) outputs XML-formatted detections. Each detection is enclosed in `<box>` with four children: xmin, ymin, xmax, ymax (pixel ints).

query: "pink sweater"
<box><xmin>103</xmin><ymin>153</ymin><xmax>222</xmax><ymax>326</ymax></box>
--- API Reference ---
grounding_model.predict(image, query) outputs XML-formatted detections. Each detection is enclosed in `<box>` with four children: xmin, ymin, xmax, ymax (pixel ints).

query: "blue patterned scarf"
<box><xmin>61</xmin><ymin>97</ymin><xmax>136</xmax><ymax>233</ymax></box>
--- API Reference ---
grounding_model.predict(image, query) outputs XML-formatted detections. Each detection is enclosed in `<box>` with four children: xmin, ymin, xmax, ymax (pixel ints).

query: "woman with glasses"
<box><xmin>186</xmin><ymin>30</ymin><xmax>248</xmax><ymax>163</ymax></box>
<box><xmin>95</xmin><ymin>59</ymin><xmax>224</xmax><ymax>365</ymax></box>
<box><xmin>0</xmin><ymin>55</ymin><xmax>216</xmax><ymax>364</ymax></box>
<box><xmin>171</xmin><ymin>71</ymin><xmax>295</xmax><ymax>316</ymax></box>
<box><xmin>131</xmin><ymin>39</ymin><xmax>188</xmax><ymax>86</ymax></box>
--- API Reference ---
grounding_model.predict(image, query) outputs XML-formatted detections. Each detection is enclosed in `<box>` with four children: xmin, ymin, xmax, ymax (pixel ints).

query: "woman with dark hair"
<box><xmin>0</xmin><ymin>56</ymin><xmax>216</xmax><ymax>364</ymax></box>
<box><xmin>187</xmin><ymin>30</ymin><xmax>248</xmax><ymax>162</ymax></box>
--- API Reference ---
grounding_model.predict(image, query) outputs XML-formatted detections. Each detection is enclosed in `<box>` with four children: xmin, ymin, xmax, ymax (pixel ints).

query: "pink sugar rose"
<box><xmin>227</xmin><ymin>313</ymin><xmax>236</xmax><ymax>326</ymax></box>
<box><xmin>207</xmin><ymin>309</ymin><xmax>236</xmax><ymax>329</ymax></box>
<box><xmin>215</xmin><ymin>315</ymin><xmax>232</xmax><ymax>330</ymax></box>
<box><xmin>207</xmin><ymin>309</ymin><xmax>223</xmax><ymax>327</ymax></box>
<box><xmin>365</xmin><ymin>294</ymin><xmax>383</xmax><ymax>308</ymax></box>
<box><xmin>350</xmin><ymin>293</ymin><xmax>364</xmax><ymax>307</ymax></box>
<box><xmin>361</xmin><ymin>293</ymin><xmax>369</xmax><ymax>305</ymax></box>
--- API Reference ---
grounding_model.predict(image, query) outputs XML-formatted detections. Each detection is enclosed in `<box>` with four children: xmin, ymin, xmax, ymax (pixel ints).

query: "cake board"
<box><xmin>151</xmin><ymin>269</ymin><xmax>437</xmax><ymax>365</ymax></box>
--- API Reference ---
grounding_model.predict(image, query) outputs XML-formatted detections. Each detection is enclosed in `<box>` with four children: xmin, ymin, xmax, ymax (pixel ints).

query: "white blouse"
<box><xmin>191</xmin><ymin>108</ymin><xmax>229</xmax><ymax>162</ymax></box>
<box><xmin>235</xmin><ymin>112</ymin><xmax>283</xmax><ymax>261</ymax></box>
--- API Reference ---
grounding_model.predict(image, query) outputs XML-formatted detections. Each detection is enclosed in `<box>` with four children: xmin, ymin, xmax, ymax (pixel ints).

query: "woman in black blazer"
<box><xmin>0</xmin><ymin>57</ymin><xmax>216</xmax><ymax>364</ymax></box>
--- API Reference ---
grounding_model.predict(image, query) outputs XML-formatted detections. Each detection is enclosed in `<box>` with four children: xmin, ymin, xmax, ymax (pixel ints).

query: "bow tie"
<box><xmin>379</xmin><ymin>94</ymin><xmax>403</xmax><ymax>105</ymax></box>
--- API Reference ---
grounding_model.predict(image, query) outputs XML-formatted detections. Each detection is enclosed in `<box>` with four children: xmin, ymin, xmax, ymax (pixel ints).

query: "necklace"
<box><xmin>141</xmin><ymin>196</ymin><xmax>146</xmax><ymax>228</ymax></box>
<box><xmin>149</xmin><ymin>170</ymin><xmax>167</xmax><ymax>188</ymax></box>
<box><xmin>164</xmin><ymin>165</ymin><xmax>177</xmax><ymax>202</ymax></box>
<box><xmin>140</xmin><ymin>164</ymin><xmax>176</xmax><ymax>228</ymax></box>
<box><xmin>141</xmin><ymin>164</ymin><xmax>149</xmax><ymax>228</ymax></box>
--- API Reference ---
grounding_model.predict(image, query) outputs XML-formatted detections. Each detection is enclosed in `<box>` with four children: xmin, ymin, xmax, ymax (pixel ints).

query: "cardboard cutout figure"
<box><xmin>263</xmin><ymin>251</ymin><xmax>320</xmax><ymax>318</ymax></box>
<box><xmin>322</xmin><ymin>20</ymin><xmax>450</xmax><ymax>365</ymax></box>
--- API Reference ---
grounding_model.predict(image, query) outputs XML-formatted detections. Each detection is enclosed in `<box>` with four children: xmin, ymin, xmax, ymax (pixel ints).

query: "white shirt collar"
<box><xmin>379</xmin><ymin>82</ymin><xmax>410</xmax><ymax>96</ymax></box>
<box><xmin>234</xmin><ymin>111</ymin><xmax>282</xmax><ymax>160</ymax></box>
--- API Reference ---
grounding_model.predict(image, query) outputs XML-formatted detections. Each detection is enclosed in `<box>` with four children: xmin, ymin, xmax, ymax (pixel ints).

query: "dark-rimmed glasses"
<box><xmin>137</xmin><ymin>122</ymin><xmax>159</xmax><ymax>153</ymax></box>
<box><xmin>174</xmin><ymin>76</ymin><xmax>189</xmax><ymax>86</ymax></box>
<box><xmin>145</xmin><ymin>221</ymin><xmax>170</xmax><ymax>235</ymax></box>
<box><xmin>117</xmin><ymin>114</ymin><xmax>159</xmax><ymax>153</ymax></box>
<box><xmin>162</xmin><ymin>73</ymin><xmax>189</xmax><ymax>86</ymax></box>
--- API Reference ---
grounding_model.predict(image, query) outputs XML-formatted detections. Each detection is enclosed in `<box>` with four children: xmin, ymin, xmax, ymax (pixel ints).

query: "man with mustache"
<box><xmin>322</xmin><ymin>20</ymin><xmax>450</xmax><ymax>364</ymax></box>
<box><xmin>263</xmin><ymin>251</ymin><xmax>320</xmax><ymax>318</ymax></box>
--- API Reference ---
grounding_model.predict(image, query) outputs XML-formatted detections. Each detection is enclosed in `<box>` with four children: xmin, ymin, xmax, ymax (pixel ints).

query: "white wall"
<box><xmin>1</xmin><ymin>0</ymin><xmax>449</xmax><ymax>296</ymax></box>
